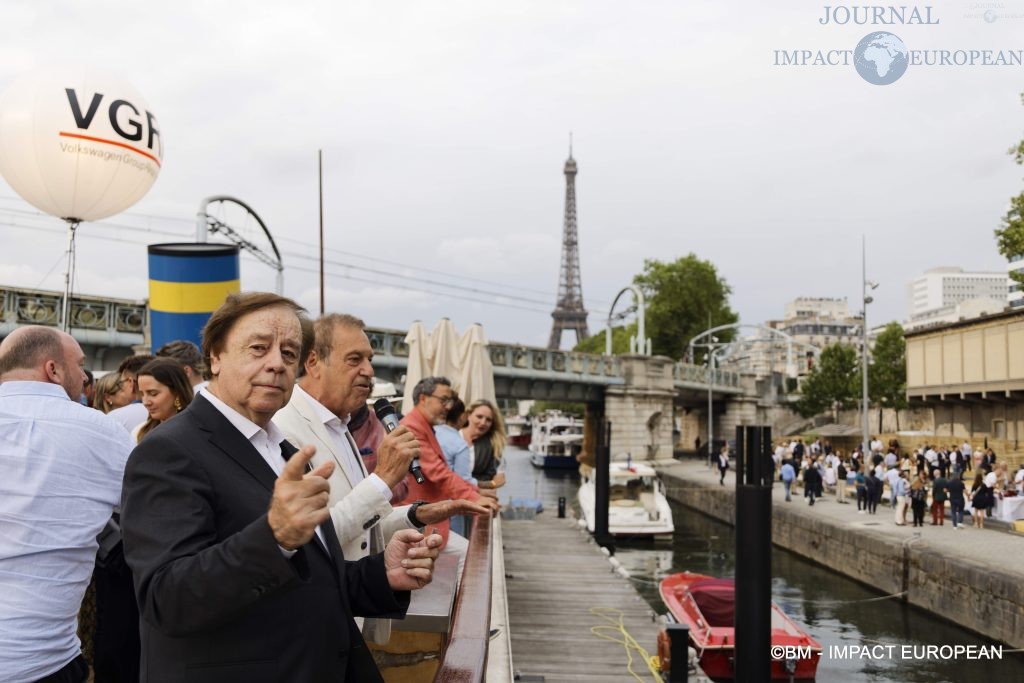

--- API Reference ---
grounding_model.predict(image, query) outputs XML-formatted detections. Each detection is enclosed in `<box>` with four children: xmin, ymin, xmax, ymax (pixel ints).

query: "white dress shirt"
<box><xmin>107</xmin><ymin>401</ymin><xmax>149</xmax><ymax>433</ymax></box>
<box><xmin>292</xmin><ymin>386</ymin><xmax>391</xmax><ymax>501</ymax></box>
<box><xmin>198</xmin><ymin>387</ymin><xmax>326</xmax><ymax>551</ymax></box>
<box><xmin>291</xmin><ymin>386</ymin><xmax>392</xmax><ymax>550</ymax></box>
<box><xmin>0</xmin><ymin>381</ymin><xmax>133</xmax><ymax>683</ymax></box>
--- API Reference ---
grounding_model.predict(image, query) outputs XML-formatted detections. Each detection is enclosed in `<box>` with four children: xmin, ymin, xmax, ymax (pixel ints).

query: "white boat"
<box><xmin>528</xmin><ymin>411</ymin><xmax>583</xmax><ymax>468</ymax></box>
<box><xmin>579</xmin><ymin>460</ymin><xmax>674</xmax><ymax>539</ymax></box>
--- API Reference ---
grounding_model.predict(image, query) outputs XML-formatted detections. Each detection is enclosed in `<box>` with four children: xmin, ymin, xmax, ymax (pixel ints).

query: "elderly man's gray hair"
<box><xmin>412</xmin><ymin>376</ymin><xmax>451</xmax><ymax>404</ymax></box>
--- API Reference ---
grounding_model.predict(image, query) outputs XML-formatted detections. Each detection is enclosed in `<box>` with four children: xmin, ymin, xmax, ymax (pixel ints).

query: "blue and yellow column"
<box><xmin>148</xmin><ymin>243</ymin><xmax>240</xmax><ymax>350</ymax></box>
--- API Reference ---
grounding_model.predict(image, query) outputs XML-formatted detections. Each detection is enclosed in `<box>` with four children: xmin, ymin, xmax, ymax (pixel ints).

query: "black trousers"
<box><xmin>35</xmin><ymin>655</ymin><xmax>87</xmax><ymax>683</ymax></box>
<box><xmin>93</xmin><ymin>556</ymin><xmax>140</xmax><ymax>683</ymax></box>
<box><xmin>911</xmin><ymin>499</ymin><xmax>926</xmax><ymax>526</ymax></box>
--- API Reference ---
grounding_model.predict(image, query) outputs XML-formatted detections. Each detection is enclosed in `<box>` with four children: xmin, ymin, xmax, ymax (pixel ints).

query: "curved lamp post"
<box><xmin>605</xmin><ymin>285</ymin><xmax>650</xmax><ymax>356</ymax></box>
<box><xmin>196</xmin><ymin>195</ymin><xmax>285</xmax><ymax>294</ymax></box>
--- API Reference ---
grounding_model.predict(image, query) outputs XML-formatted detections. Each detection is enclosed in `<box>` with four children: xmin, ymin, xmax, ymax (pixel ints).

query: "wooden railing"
<box><xmin>433</xmin><ymin>515</ymin><xmax>493</xmax><ymax>683</ymax></box>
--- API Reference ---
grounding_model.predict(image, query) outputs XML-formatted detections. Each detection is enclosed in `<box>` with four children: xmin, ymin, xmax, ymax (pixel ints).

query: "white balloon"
<box><xmin>0</xmin><ymin>66</ymin><xmax>164</xmax><ymax>222</ymax></box>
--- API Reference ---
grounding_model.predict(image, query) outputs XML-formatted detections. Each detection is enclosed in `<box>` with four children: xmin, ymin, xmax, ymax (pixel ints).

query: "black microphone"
<box><xmin>373</xmin><ymin>398</ymin><xmax>424</xmax><ymax>484</ymax></box>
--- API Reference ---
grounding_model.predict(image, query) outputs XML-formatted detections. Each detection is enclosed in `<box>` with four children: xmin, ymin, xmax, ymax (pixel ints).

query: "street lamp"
<box><xmin>704</xmin><ymin>337</ymin><xmax>719</xmax><ymax>469</ymax></box>
<box><xmin>862</xmin><ymin>236</ymin><xmax>879</xmax><ymax>457</ymax></box>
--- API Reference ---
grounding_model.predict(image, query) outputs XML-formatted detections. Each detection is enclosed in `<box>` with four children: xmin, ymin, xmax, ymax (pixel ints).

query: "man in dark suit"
<box><xmin>121</xmin><ymin>292</ymin><xmax>439</xmax><ymax>683</ymax></box>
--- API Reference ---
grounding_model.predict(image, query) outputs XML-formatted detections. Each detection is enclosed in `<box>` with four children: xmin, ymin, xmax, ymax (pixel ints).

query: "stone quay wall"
<box><xmin>658</xmin><ymin>467</ymin><xmax>1024</xmax><ymax>649</ymax></box>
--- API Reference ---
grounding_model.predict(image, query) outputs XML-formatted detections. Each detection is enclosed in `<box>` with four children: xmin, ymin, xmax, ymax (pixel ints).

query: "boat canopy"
<box><xmin>689</xmin><ymin>578</ymin><xmax>735</xmax><ymax>628</ymax></box>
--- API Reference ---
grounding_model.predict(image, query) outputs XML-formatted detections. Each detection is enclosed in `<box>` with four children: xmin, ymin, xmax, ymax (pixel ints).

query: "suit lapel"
<box><xmin>279</xmin><ymin>438</ymin><xmax>344</xmax><ymax>564</ymax></box>
<box><xmin>192</xmin><ymin>396</ymin><xmax>342</xmax><ymax>565</ymax></box>
<box><xmin>191</xmin><ymin>395</ymin><xmax>278</xmax><ymax>492</ymax></box>
<box><xmin>295</xmin><ymin>392</ymin><xmax>357</xmax><ymax>490</ymax></box>
<box><xmin>344</xmin><ymin>431</ymin><xmax>370</xmax><ymax>479</ymax></box>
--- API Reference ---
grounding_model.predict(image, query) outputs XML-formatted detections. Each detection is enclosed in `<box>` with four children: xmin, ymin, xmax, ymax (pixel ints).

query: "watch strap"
<box><xmin>407</xmin><ymin>500</ymin><xmax>427</xmax><ymax>528</ymax></box>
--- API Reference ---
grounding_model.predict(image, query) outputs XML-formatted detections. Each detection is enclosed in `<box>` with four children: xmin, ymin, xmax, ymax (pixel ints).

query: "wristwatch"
<box><xmin>407</xmin><ymin>500</ymin><xmax>428</xmax><ymax>529</ymax></box>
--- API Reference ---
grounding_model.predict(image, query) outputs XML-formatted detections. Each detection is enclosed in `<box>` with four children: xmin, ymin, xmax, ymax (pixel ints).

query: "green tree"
<box><xmin>867</xmin><ymin>322</ymin><xmax>908</xmax><ymax>431</ymax></box>
<box><xmin>995</xmin><ymin>92</ymin><xmax>1024</xmax><ymax>284</ymax></box>
<box><xmin>796</xmin><ymin>343</ymin><xmax>860</xmax><ymax>419</ymax></box>
<box><xmin>574</xmin><ymin>322</ymin><xmax>637</xmax><ymax>355</ymax></box>
<box><xmin>631</xmin><ymin>254</ymin><xmax>738</xmax><ymax>359</ymax></box>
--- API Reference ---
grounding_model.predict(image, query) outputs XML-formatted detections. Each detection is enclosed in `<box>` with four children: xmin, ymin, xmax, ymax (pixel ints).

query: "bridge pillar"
<box><xmin>717</xmin><ymin>375</ymin><xmax>763</xmax><ymax>440</ymax></box>
<box><xmin>604</xmin><ymin>354</ymin><xmax>677</xmax><ymax>463</ymax></box>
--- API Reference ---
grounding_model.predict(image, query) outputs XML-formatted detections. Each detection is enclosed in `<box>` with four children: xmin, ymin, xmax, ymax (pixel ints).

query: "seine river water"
<box><xmin>500</xmin><ymin>446</ymin><xmax>1023</xmax><ymax>682</ymax></box>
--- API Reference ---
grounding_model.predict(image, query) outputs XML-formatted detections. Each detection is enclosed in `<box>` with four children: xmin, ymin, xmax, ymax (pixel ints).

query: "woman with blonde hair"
<box><xmin>91</xmin><ymin>373</ymin><xmax>122</xmax><ymax>413</ymax></box>
<box><xmin>460</xmin><ymin>398</ymin><xmax>507</xmax><ymax>490</ymax></box>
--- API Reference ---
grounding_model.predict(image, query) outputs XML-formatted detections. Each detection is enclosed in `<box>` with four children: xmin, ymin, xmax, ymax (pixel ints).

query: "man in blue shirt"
<box><xmin>780</xmin><ymin>460</ymin><xmax>796</xmax><ymax>502</ymax></box>
<box><xmin>0</xmin><ymin>325</ymin><xmax>133</xmax><ymax>683</ymax></box>
<box><xmin>894</xmin><ymin>469</ymin><xmax>910</xmax><ymax>526</ymax></box>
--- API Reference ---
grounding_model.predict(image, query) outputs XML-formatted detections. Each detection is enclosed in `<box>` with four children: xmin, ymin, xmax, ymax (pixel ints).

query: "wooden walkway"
<box><xmin>502</xmin><ymin>514</ymin><xmax>664</xmax><ymax>682</ymax></box>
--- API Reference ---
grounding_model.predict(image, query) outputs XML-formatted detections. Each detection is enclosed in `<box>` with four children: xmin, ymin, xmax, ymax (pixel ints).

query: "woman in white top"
<box><xmin>132</xmin><ymin>359</ymin><xmax>193</xmax><ymax>443</ymax></box>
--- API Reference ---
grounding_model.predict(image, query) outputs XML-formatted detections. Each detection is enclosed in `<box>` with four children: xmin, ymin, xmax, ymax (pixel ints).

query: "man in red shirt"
<box><xmin>400</xmin><ymin>376</ymin><xmax>499</xmax><ymax>573</ymax></box>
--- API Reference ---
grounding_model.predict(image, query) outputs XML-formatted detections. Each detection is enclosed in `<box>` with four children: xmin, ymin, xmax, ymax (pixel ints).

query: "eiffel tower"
<box><xmin>547</xmin><ymin>140</ymin><xmax>590</xmax><ymax>349</ymax></box>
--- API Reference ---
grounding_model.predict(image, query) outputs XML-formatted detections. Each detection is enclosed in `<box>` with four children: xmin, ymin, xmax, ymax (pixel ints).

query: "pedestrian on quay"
<box><xmin>885</xmin><ymin>466</ymin><xmax>900</xmax><ymax>509</ymax></box>
<box><xmin>970</xmin><ymin>471</ymin><xmax>992</xmax><ymax>529</ymax></box>
<box><xmin>946</xmin><ymin>473</ymin><xmax>967</xmax><ymax>530</ymax></box>
<box><xmin>937</xmin><ymin>448</ymin><xmax>950</xmax><ymax>480</ymax></box>
<box><xmin>909</xmin><ymin>471</ymin><xmax>928</xmax><ymax>527</ymax></box>
<box><xmin>803</xmin><ymin>460</ymin><xmax>822</xmax><ymax>506</ymax></box>
<box><xmin>837</xmin><ymin>457</ymin><xmax>852</xmax><ymax>504</ymax></box>
<box><xmin>781</xmin><ymin>459</ymin><xmax>796</xmax><ymax>502</ymax></box>
<box><xmin>717</xmin><ymin>445</ymin><xmax>729</xmax><ymax>485</ymax></box>
<box><xmin>930</xmin><ymin>468</ymin><xmax>948</xmax><ymax>525</ymax></box>
<box><xmin>855</xmin><ymin>464</ymin><xmax>868</xmax><ymax>512</ymax></box>
<box><xmin>866</xmin><ymin>468</ymin><xmax>881</xmax><ymax>514</ymax></box>
<box><xmin>894</xmin><ymin>469</ymin><xmax>910</xmax><ymax>526</ymax></box>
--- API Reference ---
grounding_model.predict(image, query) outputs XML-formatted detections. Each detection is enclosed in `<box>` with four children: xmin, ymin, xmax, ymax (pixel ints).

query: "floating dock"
<box><xmin>502</xmin><ymin>512</ymin><xmax>667</xmax><ymax>682</ymax></box>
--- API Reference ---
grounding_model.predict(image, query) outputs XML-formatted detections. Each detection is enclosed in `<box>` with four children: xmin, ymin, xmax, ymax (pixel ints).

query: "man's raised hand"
<box><xmin>268</xmin><ymin>444</ymin><xmax>334</xmax><ymax>551</ymax></box>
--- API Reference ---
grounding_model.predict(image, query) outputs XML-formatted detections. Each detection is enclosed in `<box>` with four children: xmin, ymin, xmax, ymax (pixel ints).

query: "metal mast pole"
<box><xmin>318</xmin><ymin>150</ymin><xmax>325</xmax><ymax>315</ymax></box>
<box><xmin>60</xmin><ymin>220</ymin><xmax>79</xmax><ymax>332</ymax></box>
<box><xmin>708</xmin><ymin>350</ymin><xmax>714</xmax><ymax>468</ymax></box>
<box><xmin>862</xmin><ymin>235</ymin><xmax>870</xmax><ymax>455</ymax></box>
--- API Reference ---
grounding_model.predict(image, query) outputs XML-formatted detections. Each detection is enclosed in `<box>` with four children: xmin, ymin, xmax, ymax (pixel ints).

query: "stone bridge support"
<box><xmin>603</xmin><ymin>354</ymin><xmax>677</xmax><ymax>464</ymax></box>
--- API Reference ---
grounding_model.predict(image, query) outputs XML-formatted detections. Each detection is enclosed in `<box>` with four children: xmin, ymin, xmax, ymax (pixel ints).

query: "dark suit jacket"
<box><xmin>121</xmin><ymin>394</ymin><xmax>409</xmax><ymax>683</ymax></box>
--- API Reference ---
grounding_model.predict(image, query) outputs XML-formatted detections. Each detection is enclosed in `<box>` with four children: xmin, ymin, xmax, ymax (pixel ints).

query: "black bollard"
<box><xmin>734</xmin><ymin>425</ymin><xmax>772</xmax><ymax>683</ymax></box>
<box><xmin>557</xmin><ymin>496</ymin><xmax>566</xmax><ymax>518</ymax></box>
<box><xmin>666</xmin><ymin>622</ymin><xmax>690</xmax><ymax>683</ymax></box>
<box><xmin>594</xmin><ymin>419</ymin><xmax>614</xmax><ymax>551</ymax></box>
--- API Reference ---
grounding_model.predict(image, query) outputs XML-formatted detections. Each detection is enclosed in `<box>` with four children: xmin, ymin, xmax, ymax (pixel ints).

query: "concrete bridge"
<box><xmin>1</xmin><ymin>285</ymin><xmax>147</xmax><ymax>371</ymax></box>
<box><xmin>1</xmin><ymin>285</ymin><xmax>764</xmax><ymax>459</ymax></box>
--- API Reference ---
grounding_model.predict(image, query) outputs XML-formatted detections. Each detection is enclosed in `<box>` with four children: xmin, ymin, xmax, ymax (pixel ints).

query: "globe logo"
<box><xmin>854</xmin><ymin>32</ymin><xmax>909</xmax><ymax>85</ymax></box>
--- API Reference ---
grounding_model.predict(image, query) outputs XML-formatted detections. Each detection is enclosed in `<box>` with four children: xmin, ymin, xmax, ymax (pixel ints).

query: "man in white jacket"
<box><xmin>273</xmin><ymin>313</ymin><xmax>487</xmax><ymax>643</ymax></box>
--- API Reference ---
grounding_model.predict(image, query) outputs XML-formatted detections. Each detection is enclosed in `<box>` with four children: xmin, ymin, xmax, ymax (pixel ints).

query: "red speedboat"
<box><xmin>658</xmin><ymin>571</ymin><xmax>821</xmax><ymax>681</ymax></box>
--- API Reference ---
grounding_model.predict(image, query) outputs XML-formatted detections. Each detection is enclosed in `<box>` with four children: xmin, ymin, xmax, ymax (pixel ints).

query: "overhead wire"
<box><xmin>0</xmin><ymin>195</ymin><xmax>616</xmax><ymax>308</ymax></box>
<box><xmin>0</xmin><ymin>217</ymin><xmax>557</xmax><ymax>314</ymax></box>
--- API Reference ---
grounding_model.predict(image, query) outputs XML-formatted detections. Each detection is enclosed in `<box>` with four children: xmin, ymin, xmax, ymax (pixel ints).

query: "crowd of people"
<box><xmin>0</xmin><ymin>293</ymin><xmax>507</xmax><ymax>683</ymax></box>
<box><xmin>769</xmin><ymin>437</ymin><xmax>1024</xmax><ymax>530</ymax></box>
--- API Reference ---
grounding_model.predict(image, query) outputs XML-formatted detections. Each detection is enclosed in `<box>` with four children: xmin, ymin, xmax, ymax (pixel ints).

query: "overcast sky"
<box><xmin>1</xmin><ymin>1</ymin><xmax>1022</xmax><ymax>349</ymax></box>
